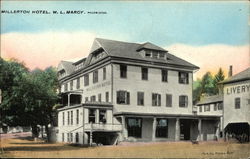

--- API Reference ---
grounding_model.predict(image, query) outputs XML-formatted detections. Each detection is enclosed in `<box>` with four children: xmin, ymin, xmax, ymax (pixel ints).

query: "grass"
<box><xmin>0</xmin><ymin>137</ymin><xmax>249</xmax><ymax>158</ymax></box>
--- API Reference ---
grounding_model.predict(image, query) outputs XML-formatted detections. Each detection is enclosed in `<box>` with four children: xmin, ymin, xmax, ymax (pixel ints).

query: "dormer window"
<box><xmin>143</xmin><ymin>49</ymin><xmax>166</xmax><ymax>59</ymax></box>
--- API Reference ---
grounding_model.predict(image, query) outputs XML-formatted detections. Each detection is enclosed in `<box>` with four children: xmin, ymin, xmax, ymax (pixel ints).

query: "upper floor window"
<box><xmin>103</xmin><ymin>67</ymin><xmax>106</xmax><ymax>80</ymax></box>
<box><xmin>99</xmin><ymin>109</ymin><xmax>107</xmax><ymax>123</ymax></box>
<box><xmin>179</xmin><ymin>72</ymin><xmax>189</xmax><ymax>84</ymax></box>
<box><xmin>137</xmin><ymin>92</ymin><xmax>144</xmax><ymax>106</ymax></box>
<box><xmin>218</xmin><ymin>102</ymin><xmax>223</xmax><ymax>110</ymax></box>
<box><xmin>141</xmin><ymin>67</ymin><xmax>148</xmax><ymax>80</ymax></box>
<box><xmin>76</xmin><ymin>109</ymin><xmax>79</xmax><ymax>124</ymax></box>
<box><xmin>90</xmin><ymin>95</ymin><xmax>96</xmax><ymax>102</ymax></box>
<box><xmin>62</xmin><ymin>112</ymin><xmax>65</xmax><ymax>125</ymax></box>
<box><xmin>199</xmin><ymin>106</ymin><xmax>202</xmax><ymax>112</ymax></box>
<box><xmin>204</xmin><ymin>104</ymin><xmax>210</xmax><ymax>112</ymax></box>
<box><xmin>64</xmin><ymin>83</ymin><xmax>68</xmax><ymax>92</ymax></box>
<box><xmin>105</xmin><ymin>92</ymin><xmax>109</xmax><ymax>102</ymax></box>
<box><xmin>145</xmin><ymin>50</ymin><xmax>152</xmax><ymax>57</ymax></box>
<box><xmin>166</xmin><ymin>94</ymin><xmax>172</xmax><ymax>107</ymax></box>
<box><xmin>84</xmin><ymin>74</ymin><xmax>89</xmax><ymax>86</ymax></box>
<box><xmin>76</xmin><ymin>78</ymin><xmax>80</xmax><ymax>89</ymax></box>
<box><xmin>214</xmin><ymin>103</ymin><xmax>217</xmax><ymax>111</ymax></box>
<box><xmin>161</xmin><ymin>69</ymin><xmax>168</xmax><ymax>82</ymax></box>
<box><xmin>98</xmin><ymin>93</ymin><xmax>101</xmax><ymax>102</ymax></box>
<box><xmin>235</xmin><ymin>98</ymin><xmax>240</xmax><ymax>109</ymax></box>
<box><xmin>179</xmin><ymin>95</ymin><xmax>188</xmax><ymax>107</ymax></box>
<box><xmin>70</xmin><ymin>81</ymin><xmax>73</xmax><ymax>90</ymax></box>
<box><xmin>89</xmin><ymin>109</ymin><xmax>96</xmax><ymax>123</ymax></box>
<box><xmin>120</xmin><ymin>65</ymin><xmax>127</xmax><ymax>78</ymax></box>
<box><xmin>117</xmin><ymin>90</ymin><xmax>130</xmax><ymax>104</ymax></box>
<box><xmin>93</xmin><ymin>70</ymin><xmax>98</xmax><ymax>83</ymax></box>
<box><xmin>67</xmin><ymin>111</ymin><xmax>70</xmax><ymax>125</ymax></box>
<box><xmin>70</xmin><ymin>111</ymin><xmax>73</xmax><ymax>125</ymax></box>
<box><xmin>152</xmin><ymin>93</ymin><xmax>161</xmax><ymax>106</ymax></box>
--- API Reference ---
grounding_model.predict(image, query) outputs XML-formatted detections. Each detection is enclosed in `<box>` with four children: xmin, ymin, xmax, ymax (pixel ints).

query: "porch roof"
<box><xmin>114</xmin><ymin>112</ymin><xmax>221</xmax><ymax>120</ymax></box>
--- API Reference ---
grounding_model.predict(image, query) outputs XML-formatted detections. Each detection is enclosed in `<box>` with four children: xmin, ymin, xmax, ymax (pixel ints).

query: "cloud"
<box><xmin>166</xmin><ymin>44</ymin><xmax>250</xmax><ymax>79</ymax></box>
<box><xmin>1</xmin><ymin>31</ymin><xmax>97</xmax><ymax>70</ymax></box>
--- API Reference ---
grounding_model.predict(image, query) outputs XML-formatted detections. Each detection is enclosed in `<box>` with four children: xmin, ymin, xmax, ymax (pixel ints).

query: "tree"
<box><xmin>213</xmin><ymin>68</ymin><xmax>225</xmax><ymax>94</ymax></box>
<box><xmin>0</xmin><ymin>58</ymin><xmax>59</xmax><ymax>142</ymax></box>
<box><xmin>200</xmin><ymin>72</ymin><xmax>215</xmax><ymax>96</ymax></box>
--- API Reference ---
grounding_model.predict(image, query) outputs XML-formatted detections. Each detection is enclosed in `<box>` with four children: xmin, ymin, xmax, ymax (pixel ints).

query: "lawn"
<box><xmin>0</xmin><ymin>137</ymin><xmax>249</xmax><ymax>158</ymax></box>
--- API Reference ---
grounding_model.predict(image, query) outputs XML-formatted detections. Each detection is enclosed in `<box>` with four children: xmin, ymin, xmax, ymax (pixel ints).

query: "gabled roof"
<box><xmin>196</xmin><ymin>95</ymin><xmax>223</xmax><ymax>105</ymax></box>
<box><xmin>137</xmin><ymin>42</ymin><xmax>167</xmax><ymax>52</ymax></box>
<box><xmin>57</xmin><ymin>61</ymin><xmax>75</xmax><ymax>75</ymax></box>
<box><xmin>88</xmin><ymin>38</ymin><xmax>199</xmax><ymax>69</ymax></box>
<box><xmin>220</xmin><ymin>67</ymin><xmax>250</xmax><ymax>84</ymax></box>
<box><xmin>73</xmin><ymin>58</ymin><xmax>86</xmax><ymax>65</ymax></box>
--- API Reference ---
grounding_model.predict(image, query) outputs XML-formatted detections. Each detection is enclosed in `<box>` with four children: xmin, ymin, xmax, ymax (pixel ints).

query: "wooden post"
<box><xmin>152</xmin><ymin>117</ymin><xmax>156</xmax><ymax>141</ymax></box>
<box><xmin>175</xmin><ymin>118</ymin><xmax>180</xmax><ymax>141</ymax></box>
<box><xmin>198</xmin><ymin>118</ymin><xmax>202</xmax><ymax>141</ymax></box>
<box><xmin>90</xmin><ymin>122</ymin><xmax>93</xmax><ymax>146</ymax></box>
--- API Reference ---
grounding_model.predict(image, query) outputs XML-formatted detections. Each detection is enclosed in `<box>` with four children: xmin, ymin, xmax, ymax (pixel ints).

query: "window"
<box><xmin>85</xmin><ymin>97</ymin><xmax>88</xmax><ymax>102</ymax></box>
<box><xmin>103</xmin><ymin>67</ymin><xmax>106</xmax><ymax>80</ymax></box>
<box><xmin>199</xmin><ymin>106</ymin><xmax>202</xmax><ymax>112</ymax></box>
<box><xmin>204</xmin><ymin>104</ymin><xmax>210</xmax><ymax>112</ymax></box>
<box><xmin>76</xmin><ymin>109</ymin><xmax>79</xmax><ymax>124</ymax></box>
<box><xmin>70</xmin><ymin>81</ymin><xmax>73</xmax><ymax>90</ymax></box>
<box><xmin>127</xmin><ymin>118</ymin><xmax>142</xmax><ymax>138</ymax></box>
<box><xmin>235</xmin><ymin>98</ymin><xmax>240</xmax><ymax>109</ymax></box>
<box><xmin>67</xmin><ymin>133</ymin><xmax>69</xmax><ymax>142</ymax></box>
<box><xmin>67</xmin><ymin>111</ymin><xmax>70</xmax><ymax>125</ymax></box>
<box><xmin>70</xmin><ymin>133</ymin><xmax>73</xmax><ymax>142</ymax></box>
<box><xmin>141</xmin><ymin>67</ymin><xmax>148</xmax><ymax>80</ymax></box>
<box><xmin>71</xmin><ymin>111</ymin><xmax>73</xmax><ymax>125</ymax></box>
<box><xmin>90</xmin><ymin>95</ymin><xmax>96</xmax><ymax>102</ymax></box>
<box><xmin>218</xmin><ymin>102</ymin><xmax>223</xmax><ymax>110</ymax></box>
<box><xmin>75</xmin><ymin>132</ymin><xmax>79</xmax><ymax>143</ymax></box>
<box><xmin>247</xmin><ymin>99</ymin><xmax>250</xmax><ymax>105</ymax></box>
<box><xmin>62</xmin><ymin>112</ymin><xmax>65</xmax><ymax>125</ymax></box>
<box><xmin>99</xmin><ymin>109</ymin><xmax>106</xmax><ymax>123</ymax></box>
<box><xmin>145</xmin><ymin>50</ymin><xmax>151</xmax><ymax>57</ymax></box>
<box><xmin>84</xmin><ymin>74</ymin><xmax>89</xmax><ymax>86</ymax></box>
<box><xmin>98</xmin><ymin>93</ymin><xmax>101</xmax><ymax>102</ymax></box>
<box><xmin>105</xmin><ymin>92</ymin><xmax>109</xmax><ymax>102</ymax></box>
<box><xmin>137</xmin><ymin>92</ymin><xmax>144</xmax><ymax>106</ymax></box>
<box><xmin>156</xmin><ymin>119</ymin><xmax>168</xmax><ymax>138</ymax></box>
<box><xmin>89</xmin><ymin>109</ymin><xmax>96</xmax><ymax>123</ymax></box>
<box><xmin>62</xmin><ymin>133</ymin><xmax>64</xmax><ymax>142</ymax></box>
<box><xmin>93</xmin><ymin>70</ymin><xmax>98</xmax><ymax>83</ymax></box>
<box><xmin>179</xmin><ymin>95</ymin><xmax>188</xmax><ymax>107</ymax></box>
<box><xmin>159</xmin><ymin>52</ymin><xmax>165</xmax><ymax>58</ymax></box>
<box><xmin>179</xmin><ymin>72</ymin><xmax>189</xmax><ymax>84</ymax></box>
<box><xmin>152</xmin><ymin>93</ymin><xmax>161</xmax><ymax>106</ymax></box>
<box><xmin>117</xmin><ymin>91</ymin><xmax>130</xmax><ymax>104</ymax></box>
<box><xmin>152</xmin><ymin>52</ymin><xmax>158</xmax><ymax>58</ymax></box>
<box><xmin>166</xmin><ymin>94</ymin><xmax>172</xmax><ymax>107</ymax></box>
<box><xmin>161</xmin><ymin>69</ymin><xmax>168</xmax><ymax>82</ymax></box>
<box><xmin>76</xmin><ymin>78</ymin><xmax>80</xmax><ymax>89</ymax></box>
<box><xmin>214</xmin><ymin>103</ymin><xmax>217</xmax><ymax>111</ymax></box>
<box><xmin>64</xmin><ymin>83</ymin><xmax>68</xmax><ymax>92</ymax></box>
<box><xmin>120</xmin><ymin>65</ymin><xmax>127</xmax><ymax>78</ymax></box>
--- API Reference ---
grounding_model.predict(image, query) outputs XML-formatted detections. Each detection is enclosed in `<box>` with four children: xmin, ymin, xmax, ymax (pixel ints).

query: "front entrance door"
<box><xmin>180</xmin><ymin>119</ymin><xmax>191</xmax><ymax>140</ymax></box>
<box><xmin>126</xmin><ymin>118</ymin><xmax>142</xmax><ymax>138</ymax></box>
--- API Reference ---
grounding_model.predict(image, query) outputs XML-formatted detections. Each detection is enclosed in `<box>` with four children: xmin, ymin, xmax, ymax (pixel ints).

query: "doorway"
<box><xmin>180</xmin><ymin>119</ymin><xmax>191</xmax><ymax>140</ymax></box>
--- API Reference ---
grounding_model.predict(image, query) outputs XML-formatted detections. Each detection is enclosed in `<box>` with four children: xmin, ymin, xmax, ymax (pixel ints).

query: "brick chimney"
<box><xmin>228</xmin><ymin>65</ymin><xmax>233</xmax><ymax>77</ymax></box>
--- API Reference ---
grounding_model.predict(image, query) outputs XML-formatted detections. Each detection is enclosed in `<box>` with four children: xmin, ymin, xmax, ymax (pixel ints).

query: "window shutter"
<box><xmin>158</xmin><ymin>94</ymin><xmax>161</xmax><ymax>106</ymax></box>
<box><xmin>152</xmin><ymin>93</ymin><xmax>154</xmax><ymax>106</ymax></box>
<box><xmin>117</xmin><ymin>91</ymin><xmax>120</xmax><ymax>104</ymax></box>
<box><xmin>185</xmin><ymin>96</ymin><xmax>188</xmax><ymax>107</ymax></box>
<box><xmin>127</xmin><ymin>92</ymin><xmax>130</xmax><ymax>104</ymax></box>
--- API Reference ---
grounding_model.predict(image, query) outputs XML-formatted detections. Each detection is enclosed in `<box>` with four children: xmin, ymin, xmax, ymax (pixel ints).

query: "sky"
<box><xmin>1</xmin><ymin>1</ymin><xmax>249</xmax><ymax>79</ymax></box>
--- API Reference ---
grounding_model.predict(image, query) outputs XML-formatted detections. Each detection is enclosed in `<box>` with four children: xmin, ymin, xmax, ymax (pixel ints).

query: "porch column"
<box><xmin>198</xmin><ymin>118</ymin><xmax>202</xmax><ymax>141</ymax></box>
<box><xmin>121</xmin><ymin>116</ymin><xmax>127</xmax><ymax>140</ymax></box>
<box><xmin>175</xmin><ymin>118</ymin><xmax>180</xmax><ymax>141</ymax></box>
<box><xmin>67</xmin><ymin>94</ymin><xmax>71</xmax><ymax>106</ymax></box>
<box><xmin>215</xmin><ymin>121</ymin><xmax>220</xmax><ymax>140</ymax></box>
<box><xmin>152</xmin><ymin>117</ymin><xmax>157</xmax><ymax>141</ymax></box>
<box><xmin>95</xmin><ymin>109</ymin><xmax>99</xmax><ymax>124</ymax></box>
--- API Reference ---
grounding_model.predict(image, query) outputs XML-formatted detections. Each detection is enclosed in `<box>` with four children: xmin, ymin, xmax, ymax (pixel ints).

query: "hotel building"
<box><xmin>56</xmin><ymin>38</ymin><xmax>220</xmax><ymax>145</ymax></box>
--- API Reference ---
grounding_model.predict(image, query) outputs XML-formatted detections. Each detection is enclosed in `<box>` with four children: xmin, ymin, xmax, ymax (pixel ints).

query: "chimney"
<box><xmin>228</xmin><ymin>65</ymin><xmax>233</xmax><ymax>77</ymax></box>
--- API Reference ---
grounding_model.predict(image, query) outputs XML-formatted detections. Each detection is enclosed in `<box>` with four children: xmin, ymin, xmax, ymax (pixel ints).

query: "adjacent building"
<box><xmin>220</xmin><ymin>67</ymin><xmax>250</xmax><ymax>141</ymax></box>
<box><xmin>56</xmin><ymin>38</ymin><xmax>221</xmax><ymax>145</ymax></box>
